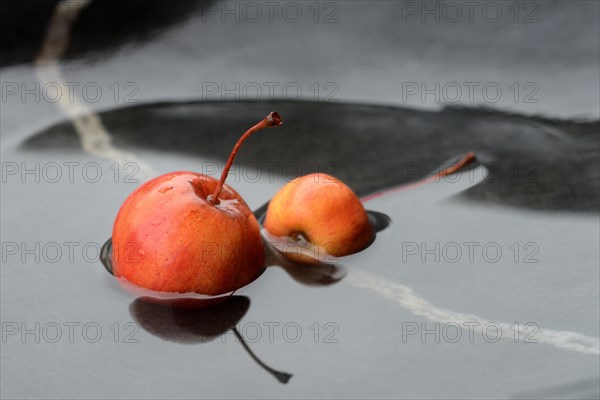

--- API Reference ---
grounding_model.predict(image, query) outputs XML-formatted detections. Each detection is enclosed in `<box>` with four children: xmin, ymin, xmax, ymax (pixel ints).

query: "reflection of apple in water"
<box><xmin>130</xmin><ymin>296</ymin><xmax>292</xmax><ymax>383</ymax></box>
<box><xmin>130</xmin><ymin>296</ymin><xmax>250</xmax><ymax>344</ymax></box>
<box><xmin>264</xmin><ymin>241</ymin><xmax>348</xmax><ymax>286</ymax></box>
<box><xmin>112</xmin><ymin>113</ymin><xmax>282</xmax><ymax>296</ymax></box>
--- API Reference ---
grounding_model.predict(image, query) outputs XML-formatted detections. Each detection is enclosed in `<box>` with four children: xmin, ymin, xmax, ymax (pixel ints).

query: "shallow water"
<box><xmin>1</xmin><ymin>100</ymin><xmax>598</xmax><ymax>399</ymax></box>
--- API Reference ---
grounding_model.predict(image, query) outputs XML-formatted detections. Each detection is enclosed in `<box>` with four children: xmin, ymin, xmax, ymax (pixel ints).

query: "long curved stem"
<box><xmin>208</xmin><ymin>112</ymin><xmax>282</xmax><ymax>205</ymax></box>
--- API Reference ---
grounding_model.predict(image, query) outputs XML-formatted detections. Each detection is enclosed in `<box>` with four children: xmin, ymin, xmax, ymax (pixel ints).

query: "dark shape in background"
<box><xmin>0</xmin><ymin>0</ymin><xmax>209</xmax><ymax>66</ymax></box>
<box><xmin>22</xmin><ymin>100</ymin><xmax>600</xmax><ymax>212</ymax></box>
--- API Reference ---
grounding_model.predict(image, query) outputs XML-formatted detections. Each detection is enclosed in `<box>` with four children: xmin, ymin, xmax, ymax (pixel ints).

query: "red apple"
<box><xmin>264</xmin><ymin>173</ymin><xmax>374</xmax><ymax>264</ymax></box>
<box><xmin>112</xmin><ymin>112</ymin><xmax>282</xmax><ymax>295</ymax></box>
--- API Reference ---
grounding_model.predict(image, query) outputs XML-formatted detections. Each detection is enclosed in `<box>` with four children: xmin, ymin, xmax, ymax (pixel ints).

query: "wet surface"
<box><xmin>1</xmin><ymin>1</ymin><xmax>599</xmax><ymax>398</ymax></box>
<box><xmin>2</xmin><ymin>100</ymin><xmax>599</xmax><ymax>399</ymax></box>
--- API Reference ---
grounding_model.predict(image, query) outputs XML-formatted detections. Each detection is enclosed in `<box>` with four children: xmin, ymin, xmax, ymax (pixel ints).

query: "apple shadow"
<box><xmin>367</xmin><ymin>210</ymin><xmax>392</xmax><ymax>233</ymax></box>
<box><xmin>129</xmin><ymin>296</ymin><xmax>292</xmax><ymax>384</ymax></box>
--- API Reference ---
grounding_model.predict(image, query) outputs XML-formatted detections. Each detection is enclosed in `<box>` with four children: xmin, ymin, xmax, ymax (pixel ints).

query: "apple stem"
<box><xmin>208</xmin><ymin>112</ymin><xmax>282</xmax><ymax>205</ymax></box>
<box><xmin>361</xmin><ymin>151</ymin><xmax>477</xmax><ymax>203</ymax></box>
<box><xmin>425</xmin><ymin>151</ymin><xmax>476</xmax><ymax>183</ymax></box>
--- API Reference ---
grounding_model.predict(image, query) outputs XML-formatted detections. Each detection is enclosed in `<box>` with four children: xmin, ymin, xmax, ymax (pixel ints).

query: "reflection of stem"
<box><xmin>232</xmin><ymin>328</ymin><xmax>292</xmax><ymax>384</ymax></box>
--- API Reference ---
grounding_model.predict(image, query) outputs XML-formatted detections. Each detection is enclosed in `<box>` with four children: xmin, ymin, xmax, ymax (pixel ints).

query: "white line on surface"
<box><xmin>347</xmin><ymin>269</ymin><xmax>600</xmax><ymax>355</ymax></box>
<box><xmin>34</xmin><ymin>0</ymin><xmax>156</xmax><ymax>181</ymax></box>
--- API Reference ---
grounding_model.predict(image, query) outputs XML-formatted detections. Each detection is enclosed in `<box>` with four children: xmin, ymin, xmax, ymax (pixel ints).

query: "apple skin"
<box><xmin>112</xmin><ymin>171</ymin><xmax>265</xmax><ymax>296</ymax></box>
<box><xmin>264</xmin><ymin>173</ymin><xmax>373</xmax><ymax>263</ymax></box>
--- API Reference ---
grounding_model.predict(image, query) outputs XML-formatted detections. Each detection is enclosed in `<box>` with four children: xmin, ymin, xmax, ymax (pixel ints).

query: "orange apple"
<box><xmin>111</xmin><ymin>112</ymin><xmax>282</xmax><ymax>295</ymax></box>
<box><xmin>264</xmin><ymin>173</ymin><xmax>374</xmax><ymax>263</ymax></box>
